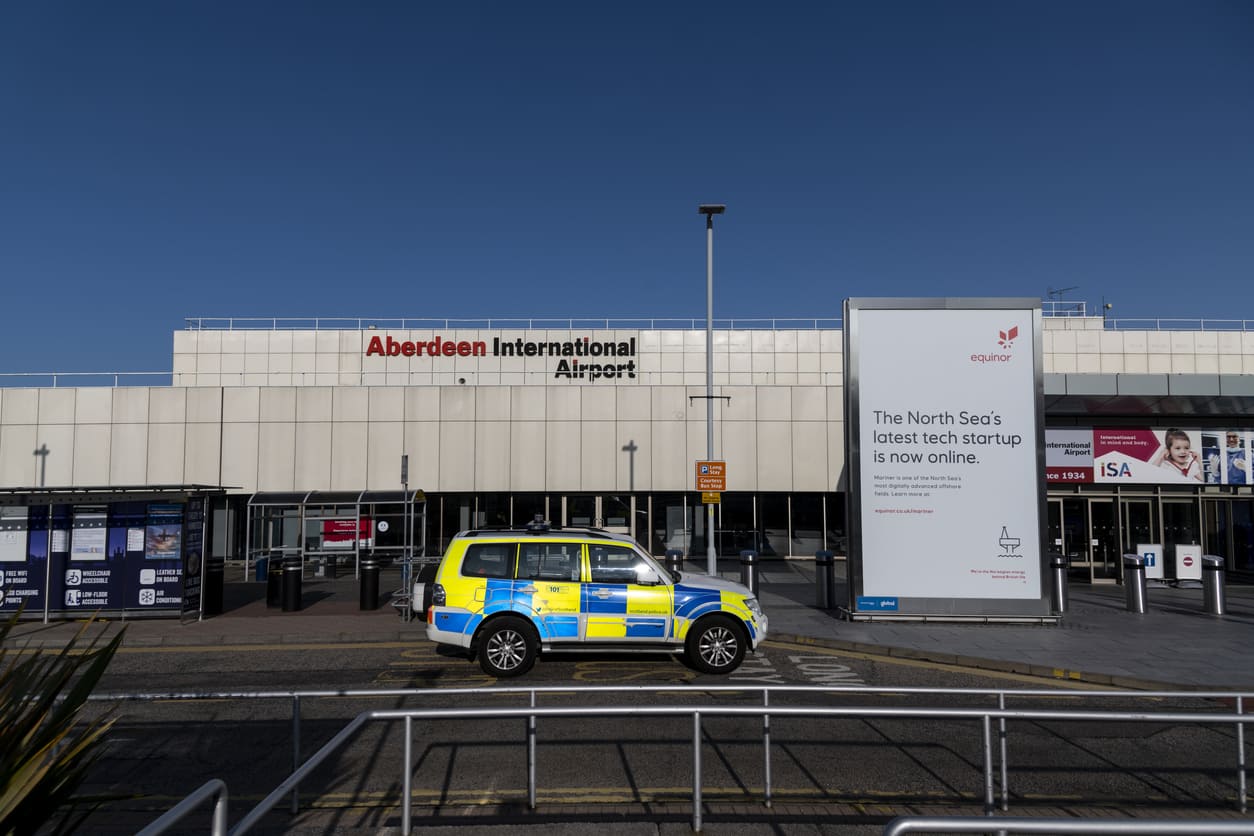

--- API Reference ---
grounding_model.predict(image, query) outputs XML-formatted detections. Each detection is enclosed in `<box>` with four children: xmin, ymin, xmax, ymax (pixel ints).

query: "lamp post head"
<box><xmin>697</xmin><ymin>204</ymin><xmax>726</xmax><ymax>216</ymax></box>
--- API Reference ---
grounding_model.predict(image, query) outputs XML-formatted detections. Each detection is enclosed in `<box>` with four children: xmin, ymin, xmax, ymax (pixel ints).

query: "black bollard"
<box><xmin>281</xmin><ymin>555</ymin><xmax>303</xmax><ymax>612</ymax></box>
<box><xmin>266</xmin><ymin>552</ymin><xmax>282</xmax><ymax>608</ymax></box>
<box><xmin>815</xmin><ymin>550</ymin><xmax>834</xmax><ymax>609</ymax></box>
<box><xmin>360</xmin><ymin>558</ymin><xmax>380</xmax><ymax>610</ymax></box>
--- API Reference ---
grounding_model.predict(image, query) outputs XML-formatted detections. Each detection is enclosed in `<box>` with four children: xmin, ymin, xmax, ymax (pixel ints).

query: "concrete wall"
<box><xmin>9</xmin><ymin>319</ymin><xmax>1253</xmax><ymax>495</ymax></box>
<box><xmin>0</xmin><ymin>383</ymin><xmax>845</xmax><ymax>495</ymax></box>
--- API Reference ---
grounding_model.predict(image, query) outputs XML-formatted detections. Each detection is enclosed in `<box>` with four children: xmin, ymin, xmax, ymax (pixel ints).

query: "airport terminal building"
<box><xmin>1</xmin><ymin>307</ymin><xmax>1253</xmax><ymax>617</ymax></box>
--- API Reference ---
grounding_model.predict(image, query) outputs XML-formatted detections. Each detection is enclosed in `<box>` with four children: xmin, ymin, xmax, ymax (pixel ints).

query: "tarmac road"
<box><xmin>6</xmin><ymin>560</ymin><xmax>1254</xmax><ymax>833</ymax></box>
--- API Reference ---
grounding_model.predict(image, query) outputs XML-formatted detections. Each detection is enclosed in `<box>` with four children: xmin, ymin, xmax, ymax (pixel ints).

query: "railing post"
<box><xmin>1239</xmin><ymin>695</ymin><xmax>1248</xmax><ymax>814</ymax></box>
<box><xmin>211</xmin><ymin>780</ymin><xmax>228</xmax><ymax>836</ymax></box>
<box><xmin>402</xmin><ymin>715</ymin><xmax>412</xmax><ymax>836</ymax></box>
<box><xmin>982</xmin><ymin>714</ymin><xmax>994</xmax><ymax>815</ymax></box>
<box><xmin>693</xmin><ymin>711</ymin><xmax>703</xmax><ymax>832</ymax></box>
<box><xmin>998</xmin><ymin>692</ymin><xmax>1009</xmax><ymax>811</ymax></box>
<box><xmin>762</xmin><ymin>689</ymin><xmax>772</xmax><ymax>808</ymax></box>
<box><xmin>291</xmin><ymin>694</ymin><xmax>301</xmax><ymax>814</ymax></box>
<box><xmin>528</xmin><ymin>691</ymin><xmax>537</xmax><ymax>810</ymax></box>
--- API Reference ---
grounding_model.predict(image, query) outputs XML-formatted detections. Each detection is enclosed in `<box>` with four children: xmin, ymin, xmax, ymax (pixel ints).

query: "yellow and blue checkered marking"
<box><xmin>435</xmin><ymin>565</ymin><xmax>758</xmax><ymax>645</ymax></box>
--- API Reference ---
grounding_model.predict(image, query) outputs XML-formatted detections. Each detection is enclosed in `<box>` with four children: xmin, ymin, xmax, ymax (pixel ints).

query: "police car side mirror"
<box><xmin>636</xmin><ymin>567</ymin><xmax>662</xmax><ymax>586</ymax></box>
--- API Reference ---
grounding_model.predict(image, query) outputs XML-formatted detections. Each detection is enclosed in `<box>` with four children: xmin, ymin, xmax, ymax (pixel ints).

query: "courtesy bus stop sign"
<box><xmin>695</xmin><ymin>461</ymin><xmax>726</xmax><ymax>492</ymax></box>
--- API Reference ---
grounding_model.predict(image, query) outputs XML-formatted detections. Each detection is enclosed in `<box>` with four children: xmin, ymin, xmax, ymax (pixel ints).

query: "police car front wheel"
<box><xmin>686</xmin><ymin>615</ymin><xmax>747</xmax><ymax>675</ymax></box>
<box><xmin>478</xmin><ymin>617</ymin><xmax>538</xmax><ymax>677</ymax></box>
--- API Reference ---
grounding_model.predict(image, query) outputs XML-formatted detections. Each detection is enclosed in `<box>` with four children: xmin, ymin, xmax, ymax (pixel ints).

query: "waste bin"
<box><xmin>1202</xmin><ymin>555</ymin><xmax>1226</xmax><ymax>616</ymax></box>
<box><xmin>255</xmin><ymin>555</ymin><xmax>269</xmax><ymax>583</ymax></box>
<box><xmin>665</xmin><ymin>549</ymin><xmax>684</xmax><ymax>576</ymax></box>
<box><xmin>815</xmin><ymin>550</ymin><xmax>835</xmax><ymax>609</ymax></box>
<box><xmin>281</xmin><ymin>555</ymin><xmax>303</xmax><ymax>612</ymax></box>
<box><xmin>202</xmin><ymin>556</ymin><xmax>224</xmax><ymax>617</ymax></box>
<box><xmin>360</xmin><ymin>558</ymin><xmax>380</xmax><ymax>611</ymax></box>
<box><xmin>1122</xmin><ymin>554</ymin><xmax>1146</xmax><ymax>614</ymax></box>
<box><xmin>739</xmin><ymin>550</ymin><xmax>759</xmax><ymax>596</ymax></box>
<box><xmin>1049</xmin><ymin>552</ymin><xmax>1069</xmax><ymax>614</ymax></box>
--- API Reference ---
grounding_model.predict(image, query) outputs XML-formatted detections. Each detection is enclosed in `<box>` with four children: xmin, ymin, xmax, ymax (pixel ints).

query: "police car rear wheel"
<box><xmin>478</xmin><ymin>617</ymin><xmax>537</xmax><ymax>677</ymax></box>
<box><xmin>686</xmin><ymin>615</ymin><xmax>746</xmax><ymax>675</ymax></box>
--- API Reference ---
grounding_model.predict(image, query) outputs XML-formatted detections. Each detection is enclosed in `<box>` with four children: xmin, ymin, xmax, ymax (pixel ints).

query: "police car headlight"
<box><xmin>745</xmin><ymin>597</ymin><xmax>763</xmax><ymax>619</ymax></box>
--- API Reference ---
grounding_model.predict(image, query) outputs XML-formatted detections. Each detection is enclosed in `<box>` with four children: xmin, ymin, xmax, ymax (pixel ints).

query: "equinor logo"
<box><xmin>971</xmin><ymin>325</ymin><xmax>1019</xmax><ymax>364</ymax></box>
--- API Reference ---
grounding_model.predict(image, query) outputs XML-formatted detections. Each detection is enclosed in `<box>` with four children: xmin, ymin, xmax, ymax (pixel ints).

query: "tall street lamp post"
<box><xmin>698</xmin><ymin>204</ymin><xmax>725</xmax><ymax>576</ymax></box>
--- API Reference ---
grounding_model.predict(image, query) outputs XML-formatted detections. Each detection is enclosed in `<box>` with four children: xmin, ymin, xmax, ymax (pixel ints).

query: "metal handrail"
<box><xmin>219</xmin><ymin>701</ymin><xmax>1251</xmax><ymax>835</ymax></box>
<box><xmin>179</xmin><ymin>312</ymin><xmax>1254</xmax><ymax>332</ymax></box>
<box><xmin>882</xmin><ymin>817</ymin><xmax>1254</xmax><ymax>835</ymax></box>
<box><xmin>106</xmin><ymin>684</ymin><xmax>1251</xmax><ymax>835</ymax></box>
<box><xmin>0</xmin><ymin>372</ymin><xmax>172</xmax><ymax>388</ymax></box>
<box><xmin>183</xmin><ymin>316</ymin><xmax>843</xmax><ymax>331</ymax></box>
<box><xmin>135</xmin><ymin>778</ymin><xmax>228</xmax><ymax>836</ymax></box>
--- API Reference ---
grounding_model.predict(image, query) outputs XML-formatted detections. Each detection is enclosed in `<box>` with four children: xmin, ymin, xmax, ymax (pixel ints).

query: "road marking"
<box><xmin>572</xmin><ymin>660</ymin><xmax>697</xmax><ymax>683</ymax></box>
<box><xmin>44</xmin><ymin>637</ymin><xmax>1124</xmax><ymax>691</ymax></box>
<box><xmin>761</xmin><ymin>639</ymin><xmax>1123</xmax><ymax>690</ymax></box>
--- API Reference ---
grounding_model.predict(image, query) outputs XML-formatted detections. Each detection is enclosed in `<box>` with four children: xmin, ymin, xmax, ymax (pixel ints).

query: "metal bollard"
<box><xmin>281</xmin><ymin>555</ymin><xmax>303</xmax><ymax>612</ymax></box>
<box><xmin>739</xmin><ymin>550</ymin><xmax>759</xmax><ymax>596</ymax></box>
<box><xmin>359</xmin><ymin>559</ymin><xmax>380</xmax><ymax>611</ymax></box>
<box><xmin>1122</xmin><ymin>554</ymin><xmax>1146</xmax><ymax>614</ymax></box>
<box><xmin>1049</xmin><ymin>553</ymin><xmax>1068</xmax><ymax>614</ymax></box>
<box><xmin>1202</xmin><ymin>555</ymin><xmax>1226</xmax><ymax>616</ymax></box>
<box><xmin>665</xmin><ymin>548</ymin><xmax>684</xmax><ymax>576</ymax></box>
<box><xmin>815</xmin><ymin>550</ymin><xmax>835</xmax><ymax>609</ymax></box>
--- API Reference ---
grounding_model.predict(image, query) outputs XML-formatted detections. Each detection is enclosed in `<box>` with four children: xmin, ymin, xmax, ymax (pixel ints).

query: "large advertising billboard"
<box><xmin>845</xmin><ymin>298</ymin><xmax>1048</xmax><ymax>619</ymax></box>
<box><xmin>1046</xmin><ymin>427</ymin><xmax>1251</xmax><ymax>485</ymax></box>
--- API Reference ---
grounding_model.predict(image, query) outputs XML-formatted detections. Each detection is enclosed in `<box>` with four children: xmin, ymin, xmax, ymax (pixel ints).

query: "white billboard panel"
<box><xmin>846</xmin><ymin>299</ymin><xmax>1047</xmax><ymax>617</ymax></box>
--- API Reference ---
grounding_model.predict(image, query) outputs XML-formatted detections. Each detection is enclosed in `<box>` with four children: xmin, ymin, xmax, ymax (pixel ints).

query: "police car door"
<box><xmin>516</xmin><ymin>541</ymin><xmax>583</xmax><ymax>643</ymax></box>
<box><xmin>584</xmin><ymin>543</ymin><xmax>671</xmax><ymax>643</ymax></box>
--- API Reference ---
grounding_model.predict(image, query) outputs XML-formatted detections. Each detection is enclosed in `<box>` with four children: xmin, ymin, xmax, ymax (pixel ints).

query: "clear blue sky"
<box><xmin>2</xmin><ymin>1</ymin><xmax>1251</xmax><ymax>374</ymax></box>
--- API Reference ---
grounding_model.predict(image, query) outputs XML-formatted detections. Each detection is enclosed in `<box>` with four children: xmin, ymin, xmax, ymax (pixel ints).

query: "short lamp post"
<box><xmin>698</xmin><ymin>204</ymin><xmax>725</xmax><ymax>576</ymax></box>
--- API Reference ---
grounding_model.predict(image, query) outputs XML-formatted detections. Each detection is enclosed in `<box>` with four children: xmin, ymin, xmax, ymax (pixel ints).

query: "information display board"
<box><xmin>844</xmin><ymin>298</ymin><xmax>1049</xmax><ymax>619</ymax></box>
<box><xmin>0</xmin><ymin>491</ymin><xmax>217</xmax><ymax>620</ymax></box>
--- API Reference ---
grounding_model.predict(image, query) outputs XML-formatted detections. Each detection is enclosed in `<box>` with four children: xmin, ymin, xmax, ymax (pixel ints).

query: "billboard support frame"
<box><xmin>841</xmin><ymin>297</ymin><xmax>1054</xmax><ymax>622</ymax></box>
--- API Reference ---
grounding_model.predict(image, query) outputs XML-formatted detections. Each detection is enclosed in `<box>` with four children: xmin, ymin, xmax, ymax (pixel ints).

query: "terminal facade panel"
<box><xmin>0</xmin><ymin>315</ymin><xmax>1250</xmax><ymax>588</ymax></box>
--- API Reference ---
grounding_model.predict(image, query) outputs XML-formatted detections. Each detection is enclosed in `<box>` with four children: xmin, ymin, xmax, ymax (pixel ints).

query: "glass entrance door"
<box><xmin>1054</xmin><ymin>498</ymin><xmax>1089</xmax><ymax>578</ymax></box>
<box><xmin>1120</xmin><ymin>500</ymin><xmax>1157</xmax><ymax>554</ymax></box>
<box><xmin>1202</xmin><ymin>497</ymin><xmax>1254</xmax><ymax>578</ymax></box>
<box><xmin>1048</xmin><ymin>496</ymin><xmax>1119</xmax><ymax>582</ymax></box>
<box><xmin>1089</xmin><ymin>499</ymin><xmax>1119</xmax><ymax>582</ymax></box>
<box><xmin>1162</xmin><ymin>499</ymin><xmax>1201</xmax><ymax>582</ymax></box>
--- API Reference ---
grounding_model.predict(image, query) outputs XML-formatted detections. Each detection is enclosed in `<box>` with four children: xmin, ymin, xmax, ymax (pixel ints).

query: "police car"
<box><xmin>425</xmin><ymin>519</ymin><xmax>768</xmax><ymax>677</ymax></box>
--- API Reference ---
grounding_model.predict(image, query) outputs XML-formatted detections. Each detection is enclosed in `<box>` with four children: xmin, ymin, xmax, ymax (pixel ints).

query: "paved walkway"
<box><xmin>5</xmin><ymin>560</ymin><xmax>1253</xmax><ymax>690</ymax></box>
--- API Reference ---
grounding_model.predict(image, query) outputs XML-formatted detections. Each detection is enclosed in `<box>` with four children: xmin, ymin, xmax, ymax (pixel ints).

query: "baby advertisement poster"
<box><xmin>1094</xmin><ymin>428</ymin><xmax>1205</xmax><ymax>483</ymax></box>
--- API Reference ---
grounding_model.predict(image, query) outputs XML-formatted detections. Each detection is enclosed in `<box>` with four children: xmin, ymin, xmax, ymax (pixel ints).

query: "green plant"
<box><xmin>0</xmin><ymin>608</ymin><xmax>124</xmax><ymax>836</ymax></box>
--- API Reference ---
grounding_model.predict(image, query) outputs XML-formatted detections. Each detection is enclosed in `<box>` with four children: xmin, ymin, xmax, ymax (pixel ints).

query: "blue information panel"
<box><xmin>0</xmin><ymin>495</ymin><xmax>212</xmax><ymax>619</ymax></box>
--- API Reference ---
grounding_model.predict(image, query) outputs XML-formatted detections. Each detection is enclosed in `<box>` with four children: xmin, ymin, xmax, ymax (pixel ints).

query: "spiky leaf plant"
<box><xmin>0</xmin><ymin>609</ymin><xmax>124</xmax><ymax>836</ymax></box>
